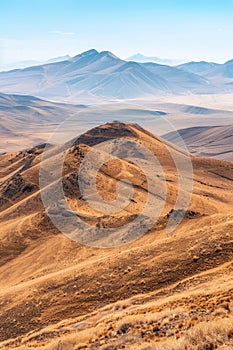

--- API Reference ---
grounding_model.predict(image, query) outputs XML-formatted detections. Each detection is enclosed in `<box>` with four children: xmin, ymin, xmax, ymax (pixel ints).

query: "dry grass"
<box><xmin>156</xmin><ymin>317</ymin><xmax>233</xmax><ymax>350</ymax></box>
<box><xmin>9</xmin><ymin>315</ymin><xmax>232</xmax><ymax>350</ymax></box>
<box><xmin>0</xmin><ymin>122</ymin><xmax>232</xmax><ymax>349</ymax></box>
<box><xmin>3</xmin><ymin>291</ymin><xmax>232</xmax><ymax>350</ymax></box>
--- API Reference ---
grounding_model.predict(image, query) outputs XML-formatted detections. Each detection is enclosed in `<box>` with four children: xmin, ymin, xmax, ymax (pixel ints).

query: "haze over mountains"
<box><xmin>0</xmin><ymin>55</ymin><xmax>71</xmax><ymax>72</ymax></box>
<box><xmin>0</xmin><ymin>92</ymin><xmax>85</xmax><ymax>152</ymax></box>
<box><xmin>1</xmin><ymin>49</ymin><xmax>233</xmax><ymax>102</ymax></box>
<box><xmin>126</xmin><ymin>53</ymin><xmax>183</xmax><ymax>66</ymax></box>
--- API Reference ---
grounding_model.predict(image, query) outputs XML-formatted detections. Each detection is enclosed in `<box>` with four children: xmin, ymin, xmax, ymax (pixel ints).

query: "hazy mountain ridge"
<box><xmin>126</xmin><ymin>53</ymin><xmax>182</xmax><ymax>65</ymax></box>
<box><xmin>1</xmin><ymin>49</ymin><xmax>232</xmax><ymax>101</ymax></box>
<box><xmin>0</xmin><ymin>55</ymin><xmax>71</xmax><ymax>72</ymax></box>
<box><xmin>176</xmin><ymin>61</ymin><xmax>220</xmax><ymax>75</ymax></box>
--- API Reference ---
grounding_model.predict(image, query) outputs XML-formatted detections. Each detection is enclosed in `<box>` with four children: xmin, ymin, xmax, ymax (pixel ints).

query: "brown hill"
<box><xmin>164</xmin><ymin>125</ymin><xmax>233</xmax><ymax>161</ymax></box>
<box><xmin>0</xmin><ymin>123</ymin><xmax>232</xmax><ymax>349</ymax></box>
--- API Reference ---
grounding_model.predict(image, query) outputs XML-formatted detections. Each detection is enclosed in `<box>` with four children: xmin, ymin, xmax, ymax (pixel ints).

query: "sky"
<box><xmin>1</xmin><ymin>0</ymin><xmax>233</xmax><ymax>67</ymax></box>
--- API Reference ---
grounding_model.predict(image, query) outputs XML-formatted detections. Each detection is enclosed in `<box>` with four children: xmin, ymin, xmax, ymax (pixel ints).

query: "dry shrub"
<box><xmin>156</xmin><ymin>316</ymin><xmax>233</xmax><ymax>350</ymax></box>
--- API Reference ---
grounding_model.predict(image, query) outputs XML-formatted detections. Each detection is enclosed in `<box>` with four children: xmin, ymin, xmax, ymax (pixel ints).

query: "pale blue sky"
<box><xmin>1</xmin><ymin>0</ymin><xmax>233</xmax><ymax>65</ymax></box>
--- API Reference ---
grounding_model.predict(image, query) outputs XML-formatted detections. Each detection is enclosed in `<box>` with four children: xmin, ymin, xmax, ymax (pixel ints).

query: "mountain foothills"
<box><xmin>0</xmin><ymin>123</ymin><xmax>232</xmax><ymax>349</ymax></box>
<box><xmin>1</xmin><ymin>91</ymin><xmax>232</xmax><ymax>160</ymax></box>
<box><xmin>164</xmin><ymin>125</ymin><xmax>233</xmax><ymax>161</ymax></box>
<box><xmin>0</xmin><ymin>92</ymin><xmax>86</xmax><ymax>153</ymax></box>
<box><xmin>1</xmin><ymin>49</ymin><xmax>233</xmax><ymax>101</ymax></box>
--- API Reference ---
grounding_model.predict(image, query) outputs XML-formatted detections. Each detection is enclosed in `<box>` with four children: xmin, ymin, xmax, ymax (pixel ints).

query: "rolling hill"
<box><xmin>176</xmin><ymin>61</ymin><xmax>219</xmax><ymax>75</ymax></box>
<box><xmin>0</xmin><ymin>122</ymin><xmax>232</xmax><ymax>349</ymax></box>
<box><xmin>164</xmin><ymin>125</ymin><xmax>233</xmax><ymax>161</ymax></box>
<box><xmin>0</xmin><ymin>92</ymin><xmax>85</xmax><ymax>153</ymax></box>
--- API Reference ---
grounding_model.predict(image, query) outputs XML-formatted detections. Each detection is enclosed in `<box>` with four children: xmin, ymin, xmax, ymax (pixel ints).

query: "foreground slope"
<box><xmin>0</xmin><ymin>123</ymin><xmax>232</xmax><ymax>349</ymax></box>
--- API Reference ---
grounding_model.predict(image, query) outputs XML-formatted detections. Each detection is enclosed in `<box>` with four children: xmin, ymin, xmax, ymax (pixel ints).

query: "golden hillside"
<box><xmin>0</xmin><ymin>123</ymin><xmax>232</xmax><ymax>349</ymax></box>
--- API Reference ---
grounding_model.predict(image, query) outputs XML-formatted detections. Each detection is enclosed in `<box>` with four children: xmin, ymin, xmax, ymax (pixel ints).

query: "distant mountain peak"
<box><xmin>126</xmin><ymin>53</ymin><xmax>182</xmax><ymax>66</ymax></box>
<box><xmin>76</xmin><ymin>49</ymin><xmax>99</xmax><ymax>59</ymax></box>
<box><xmin>83</xmin><ymin>48</ymin><xmax>98</xmax><ymax>55</ymax></box>
<box><xmin>224</xmin><ymin>58</ymin><xmax>233</xmax><ymax>65</ymax></box>
<box><xmin>127</xmin><ymin>53</ymin><xmax>159</xmax><ymax>61</ymax></box>
<box><xmin>98</xmin><ymin>51</ymin><xmax>120</xmax><ymax>59</ymax></box>
<box><xmin>47</xmin><ymin>55</ymin><xmax>71</xmax><ymax>64</ymax></box>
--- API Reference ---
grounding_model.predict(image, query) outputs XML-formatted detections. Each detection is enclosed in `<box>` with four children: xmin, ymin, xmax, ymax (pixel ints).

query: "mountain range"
<box><xmin>1</xmin><ymin>49</ymin><xmax>233</xmax><ymax>101</ymax></box>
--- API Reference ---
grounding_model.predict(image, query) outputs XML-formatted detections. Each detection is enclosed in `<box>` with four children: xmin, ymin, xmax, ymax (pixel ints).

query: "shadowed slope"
<box><xmin>164</xmin><ymin>125</ymin><xmax>233</xmax><ymax>161</ymax></box>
